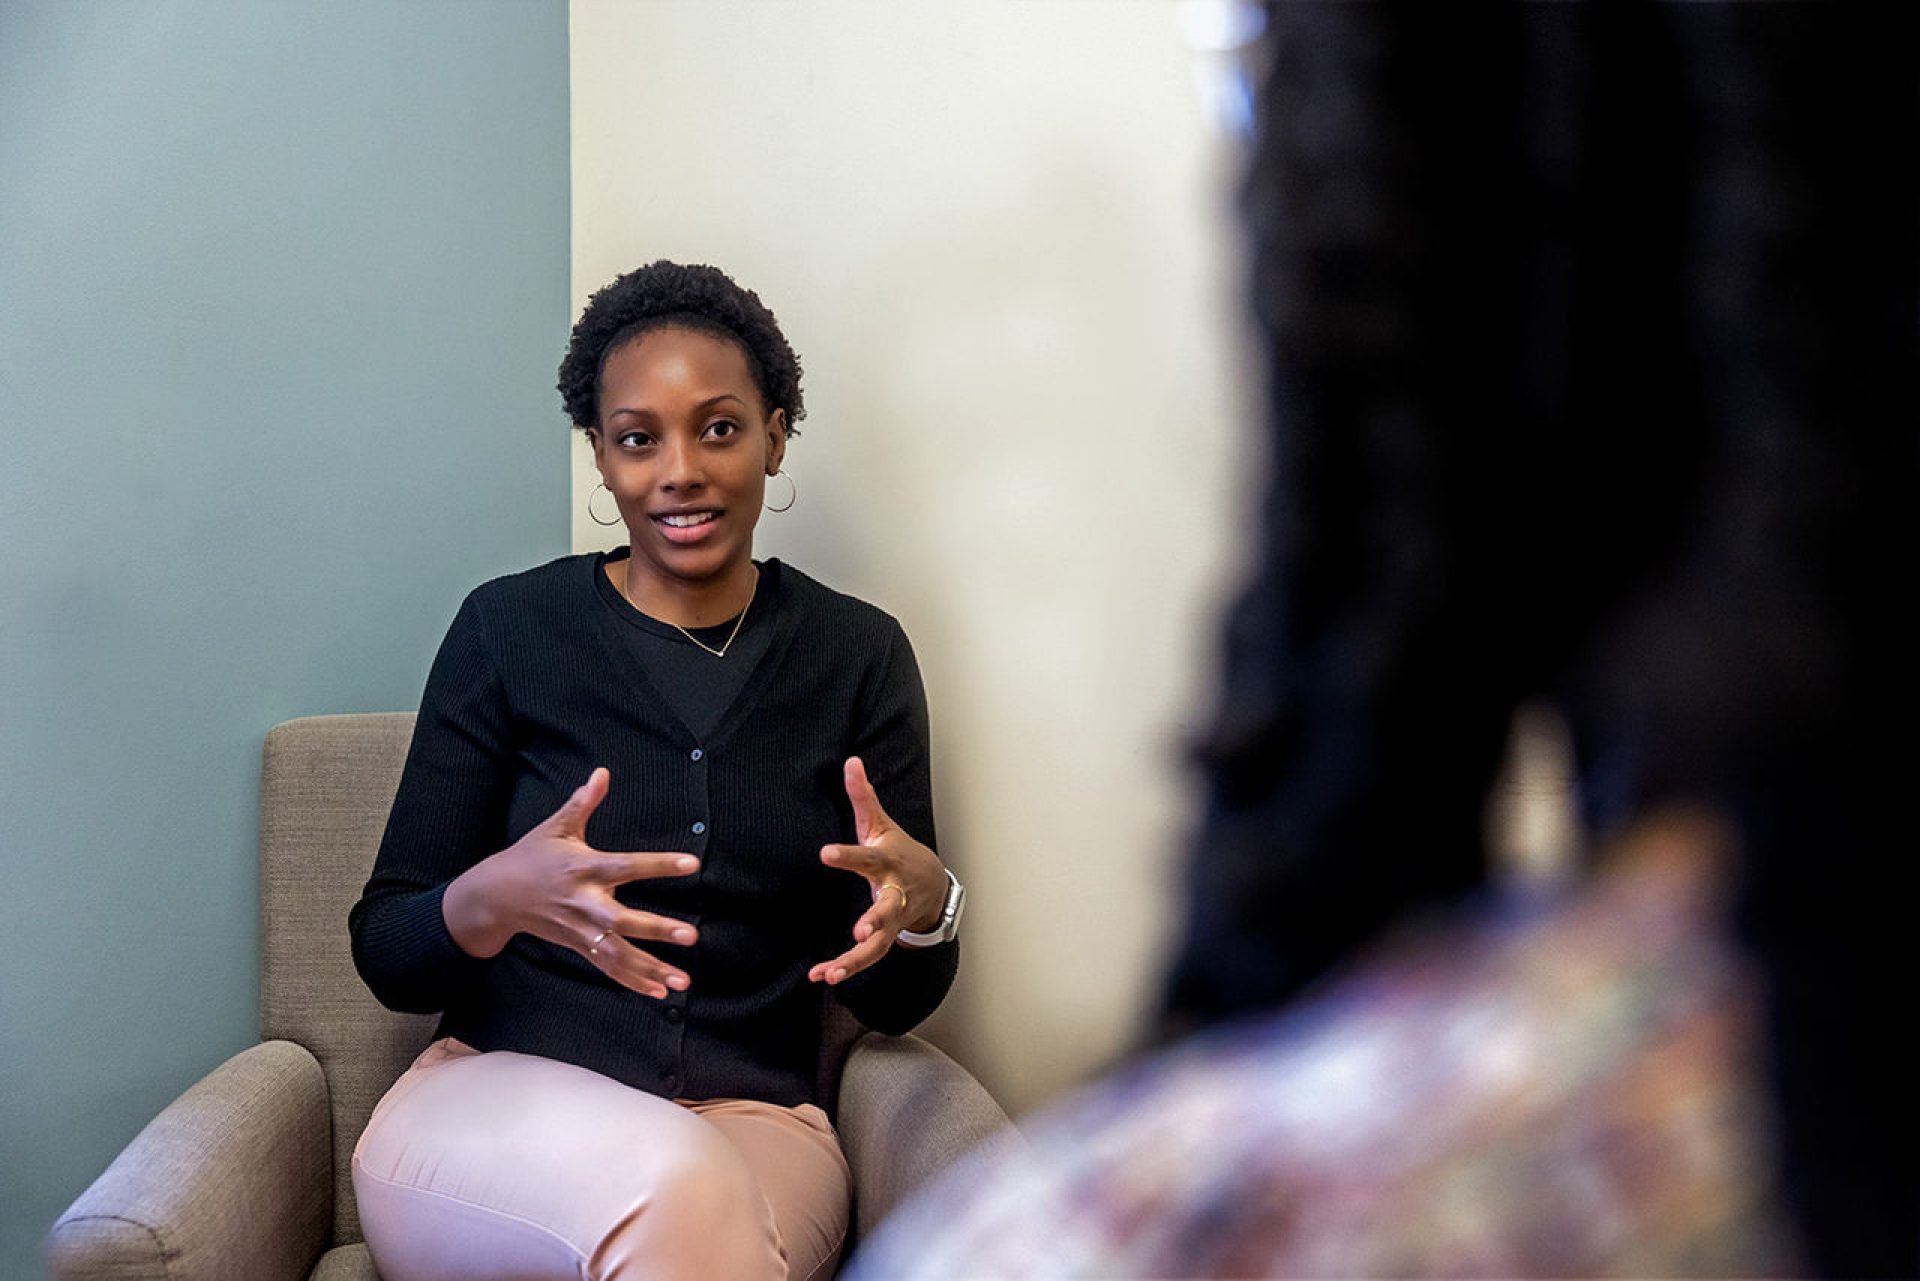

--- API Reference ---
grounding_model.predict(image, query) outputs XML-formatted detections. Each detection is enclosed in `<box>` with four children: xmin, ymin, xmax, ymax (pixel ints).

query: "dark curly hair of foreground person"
<box><xmin>1157</xmin><ymin>4</ymin><xmax>1916</xmax><ymax>1276</ymax></box>
<box><xmin>557</xmin><ymin>260</ymin><xmax>805</xmax><ymax>435</ymax></box>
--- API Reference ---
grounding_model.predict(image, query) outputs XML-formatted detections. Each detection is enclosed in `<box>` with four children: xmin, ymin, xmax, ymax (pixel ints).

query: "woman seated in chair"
<box><xmin>348</xmin><ymin>261</ymin><xmax>965</xmax><ymax>1281</ymax></box>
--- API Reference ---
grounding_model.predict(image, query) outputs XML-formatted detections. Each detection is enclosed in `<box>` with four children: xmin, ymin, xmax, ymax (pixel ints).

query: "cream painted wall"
<box><xmin>570</xmin><ymin>0</ymin><xmax>1251</xmax><ymax>1114</ymax></box>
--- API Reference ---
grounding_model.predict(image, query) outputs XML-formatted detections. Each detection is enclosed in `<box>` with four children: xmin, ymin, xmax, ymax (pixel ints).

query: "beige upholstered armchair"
<box><xmin>48</xmin><ymin>713</ymin><xmax>1010</xmax><ymax>1280</ymax></box>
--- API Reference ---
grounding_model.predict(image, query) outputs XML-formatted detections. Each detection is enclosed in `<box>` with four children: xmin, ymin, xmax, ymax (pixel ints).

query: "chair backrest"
<box><xmin>260</xmin><ymin>713</ymin><xmax>435</xmax><ymax>1248</ymax></box>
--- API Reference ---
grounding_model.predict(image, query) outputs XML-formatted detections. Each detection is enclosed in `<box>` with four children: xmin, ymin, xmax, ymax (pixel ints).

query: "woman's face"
<box><xmin>589</xmin><ymin>325</ymin><xmax>787</xmax><ymax>596</ymax></box>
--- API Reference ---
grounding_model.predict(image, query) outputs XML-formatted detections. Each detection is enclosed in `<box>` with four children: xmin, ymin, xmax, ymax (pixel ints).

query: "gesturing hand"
<box><xmin>442</xmin><ymin>767</ymin><xmax>701</xmax><ymax>999</ymax></box>
<box><xmin>809</xmin><ymin>756</ymin><xmax>948</xmax><ymax>986</ymax></box>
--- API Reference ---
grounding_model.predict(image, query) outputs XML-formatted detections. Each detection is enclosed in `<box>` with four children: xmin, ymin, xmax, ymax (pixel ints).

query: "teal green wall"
<box><xmin>0</xmin><ymin>3</ymin><xmax>569</xmax><ymax>1273</ymax></box>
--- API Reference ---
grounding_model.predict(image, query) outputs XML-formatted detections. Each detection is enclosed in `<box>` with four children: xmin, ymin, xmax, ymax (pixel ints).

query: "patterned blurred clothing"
<box><xmin>850</xmin><ymin>816</ymin><xmax>1801</xmax><ymax>1278</ymax></box>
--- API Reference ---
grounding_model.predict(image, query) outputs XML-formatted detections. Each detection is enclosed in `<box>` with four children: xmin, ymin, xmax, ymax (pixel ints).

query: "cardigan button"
<box><xmin>691</xmin><ymin>821</ymin><xmax>706</xmax><ymax>835</ymax></box>
<box><xmin>690</xmin><ymin>748</ymin><xmax>703</xmax><ymax>761</ymax></box>
<box><xmin>664</xmin><ymin>1006</ymin><xmax>683</xmax><ymax>1023</ymax></box>
<box><xmin>661</xmin><ymin>1072</ymin><xmax>680</xmax><ymax>1092</ymax></box>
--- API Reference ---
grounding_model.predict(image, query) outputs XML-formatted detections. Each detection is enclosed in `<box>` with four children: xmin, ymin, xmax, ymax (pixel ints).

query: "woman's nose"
<box><xmin>659</xmin><ymin>438</ymin><xmax>704</xmax><ymax>490</ymax></box>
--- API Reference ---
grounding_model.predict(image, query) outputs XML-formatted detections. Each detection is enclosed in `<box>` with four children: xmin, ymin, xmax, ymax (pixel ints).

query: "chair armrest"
<box><xmin>47</xmin><ymin>1039</ymin><xmax>332</xmax><ymax>1281</ymax></box>
<box><xmin>837</xmin><ymin>1032</ymin><xmax>1018</xmax><ymax>1241</ymax></box>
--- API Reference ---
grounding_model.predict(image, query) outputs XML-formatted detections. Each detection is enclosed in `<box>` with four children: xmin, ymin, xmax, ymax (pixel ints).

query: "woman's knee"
<box><xmin>592</xmin><ymin>1125</ymin><xmax>785</xmax><ymax>1279</ymax></box>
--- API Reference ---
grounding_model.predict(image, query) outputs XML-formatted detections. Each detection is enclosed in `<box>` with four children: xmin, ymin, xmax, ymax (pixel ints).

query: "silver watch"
<box><xmin>895</xmin><ymin>868</ymin><xmax>965</xmax><ymax>947</ymax></box>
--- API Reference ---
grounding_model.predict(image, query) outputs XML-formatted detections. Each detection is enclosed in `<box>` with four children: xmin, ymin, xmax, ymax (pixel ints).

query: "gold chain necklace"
<box><xmin>625</xmin><ymin>563</ymin><xmax>757</xmax><ymax>658</ymax></box>
<box><xmin>673</xmin><ymin>594</ymin><xmax>752</xmax><ymax>658</ymax></box>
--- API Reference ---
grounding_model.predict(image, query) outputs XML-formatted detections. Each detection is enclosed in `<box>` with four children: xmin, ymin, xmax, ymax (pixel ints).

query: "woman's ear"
<box><xmin>766</xmin><ymin>411</ymin><xmax>788</xmax><ymax>475</ymax></box>
<box><xmin>585</xmin><ymin>427</ymin><xmax>606</xmax><ymax>472</ymax></box>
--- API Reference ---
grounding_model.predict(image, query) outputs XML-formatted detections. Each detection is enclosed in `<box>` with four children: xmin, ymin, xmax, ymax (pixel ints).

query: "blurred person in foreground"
<box><xmin>850</xmin><ymin>4</ymin><xmax>1914</xmax><ymax>1277</ymax></box>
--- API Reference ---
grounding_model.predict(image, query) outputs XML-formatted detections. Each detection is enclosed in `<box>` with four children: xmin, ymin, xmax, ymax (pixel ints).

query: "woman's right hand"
<box><xmin>441</xmin><ymin>767</ymin><xmax>700</xmax><ymax>999</ymax></box>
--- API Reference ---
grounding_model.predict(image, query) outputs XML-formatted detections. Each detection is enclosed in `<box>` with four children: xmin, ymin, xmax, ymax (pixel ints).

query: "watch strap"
<box><xmin>896</xmin><ymin>868</ymin><xmax>964</xmax><ymax>946</ymax></box>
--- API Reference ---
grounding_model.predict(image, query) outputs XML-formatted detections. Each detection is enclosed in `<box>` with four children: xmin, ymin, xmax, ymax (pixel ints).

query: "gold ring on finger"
<box><xmin>880</xmin><ymin>881</ymin><xmax>907</xmax><ymax>916</ymax></box>
<box><xmin>589</xmin><ymin>927</ymin><xmax>614</xmax><ymax>953</ymax></box>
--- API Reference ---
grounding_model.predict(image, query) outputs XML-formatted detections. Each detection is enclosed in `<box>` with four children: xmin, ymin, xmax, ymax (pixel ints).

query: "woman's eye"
<box><xmin>705</xmin><ymin>419</ymin><xmax>738</xmax><ymax>439</ymax></box>
<box><xmin>617</xmin><ymin>431</ymin><xmax>653</xmax><ymax>448</ymax></box>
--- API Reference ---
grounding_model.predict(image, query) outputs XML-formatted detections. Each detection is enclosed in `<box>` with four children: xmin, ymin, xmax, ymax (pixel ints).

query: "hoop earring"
<box><xmin>765</xmin><ymin>470</ymin><xmax>797</xmax><ymax>513</ymax></box>
<box><xmin>588</xmin><ymin>481</ymin><xmax>622</xmax><ymax>527</ymax></box>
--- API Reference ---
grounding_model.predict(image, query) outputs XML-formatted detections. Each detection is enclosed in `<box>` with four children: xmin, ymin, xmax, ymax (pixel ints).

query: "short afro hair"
<box><xmin>557</xmin><ymin>261</ymin><xmax>804</xmax><ymax>436</ymax></box>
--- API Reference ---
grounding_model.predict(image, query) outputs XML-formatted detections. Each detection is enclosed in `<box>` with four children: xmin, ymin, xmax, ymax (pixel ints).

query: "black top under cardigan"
<box><xmin>349</xmin><ymin>552</ymin><xmax>958</xmax><ymax>1109</ymax></box>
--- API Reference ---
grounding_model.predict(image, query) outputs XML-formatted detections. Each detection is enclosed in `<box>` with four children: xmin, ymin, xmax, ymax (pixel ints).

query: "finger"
<box><xmin>595</xmin><ymin>851</ymin><xmax>700</xmax><ymax>885</ymax></box>
<box><xmin>547</xmin><ymin>766</ymin><xmax>610</xmax><ymax>837</ymax></box>
<box><xmin>850</xmin><ymin>891</ymin><xmax>899</xmax><ymax>944</ymax></box>
<box><xmin>612</xmin><ymin>907</ymin><xmax>699</xmax><ymax>948</ymax></box>
<box><xmin>586</xmin><ymin>935</ymin><xmax>691</xmax><ymax>1000</ymax></box>
<box><xmin>810</xmin><ymin>927</ymin><xmax>897</xmax><ymax>985</ymax></box>
<box><xmin>820</xmin><ymin>842</ymin><xmax>883</xmax><ymax>877</ymax></box>
<box><xmin>812</xmin><ymin>907</ymin><xmax>901</xmax><ymax>982</ymax></box>
<box><xmin>843</xmin><ymin>756</ymin><xmax>894</xmax><ymax>844</ymax></box>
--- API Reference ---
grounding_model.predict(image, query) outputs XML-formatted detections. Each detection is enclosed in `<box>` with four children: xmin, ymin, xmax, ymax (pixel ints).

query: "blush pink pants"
<box><xmin>351</xmin><ymin>1038</ymin><xmax>852</xmax><ymax>1281</ymax></box>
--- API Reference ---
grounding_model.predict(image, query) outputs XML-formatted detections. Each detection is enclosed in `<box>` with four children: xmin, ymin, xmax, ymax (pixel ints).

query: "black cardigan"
<box><xmin>349</xmin><ymin>554</ymin><xmax>958</xmax><ymax>1108</ymax></box>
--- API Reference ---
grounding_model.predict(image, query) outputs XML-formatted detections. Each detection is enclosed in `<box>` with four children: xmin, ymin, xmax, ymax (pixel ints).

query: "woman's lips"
<box><xmin>652</xmin><ymin>510</ymin><xmax>721</xmax><ymax>545</ymax></box>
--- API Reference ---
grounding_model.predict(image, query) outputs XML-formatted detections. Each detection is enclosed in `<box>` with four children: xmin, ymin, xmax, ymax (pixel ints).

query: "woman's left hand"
<box><xmin>810</xmin><ymin>756</ymin><xmax>948</xmax><ymax>985</ymax></box>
